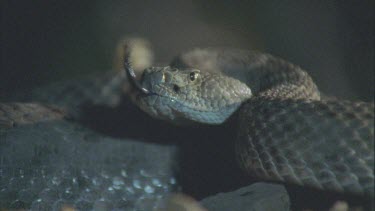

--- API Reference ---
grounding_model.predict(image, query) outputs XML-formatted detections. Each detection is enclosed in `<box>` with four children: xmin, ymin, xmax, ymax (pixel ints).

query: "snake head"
<box><xmin>127</xmin><ymin>63</ymin><xmax>252</xmax><ymax>125</ymax></box>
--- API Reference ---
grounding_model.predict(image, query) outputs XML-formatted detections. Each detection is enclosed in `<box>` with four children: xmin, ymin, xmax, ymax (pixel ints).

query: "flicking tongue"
<box><xmin>124</xmin><ymin>53</ymin><xmax>152</xmax><ymax>95</ymax></box>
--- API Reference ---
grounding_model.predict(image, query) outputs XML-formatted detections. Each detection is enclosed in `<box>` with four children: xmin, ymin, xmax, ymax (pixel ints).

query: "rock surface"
<box><xmin>0</xmin><ymin>109</ymin><xmax>178</xmax><ymax>210</ymax></box>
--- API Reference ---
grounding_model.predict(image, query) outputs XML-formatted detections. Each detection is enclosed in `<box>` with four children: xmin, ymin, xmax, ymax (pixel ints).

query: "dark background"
<box><xmin>1</xmin><ymin>0</ymin><xmax>373</xmax><ymax>101</ymax></box>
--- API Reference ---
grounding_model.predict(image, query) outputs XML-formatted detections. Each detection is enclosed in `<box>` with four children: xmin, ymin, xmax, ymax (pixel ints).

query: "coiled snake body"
<box><xmin>126</xmin><ymin>48</ymin><xmax>374</xmax><ymax>196</ymax></box>
<box><xmin>0</xmin><ymin>43</ymin><xmax>373</xmax><ymax>209</ymax></box>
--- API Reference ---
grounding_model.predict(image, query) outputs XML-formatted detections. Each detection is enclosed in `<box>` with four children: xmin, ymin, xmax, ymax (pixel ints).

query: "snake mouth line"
<box><xmin>137</xmin><ymin>91</ymin><xmax>230</xmax><ymax>116</ymax></box>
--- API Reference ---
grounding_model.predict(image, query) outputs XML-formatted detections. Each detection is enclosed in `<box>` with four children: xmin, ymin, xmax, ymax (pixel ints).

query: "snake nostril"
<box><xmin>173</xmin><ymin>84</ymin><xmax>180</xmax><ymax>93</ymax></box>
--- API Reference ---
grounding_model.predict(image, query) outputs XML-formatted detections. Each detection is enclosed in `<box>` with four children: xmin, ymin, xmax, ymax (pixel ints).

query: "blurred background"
<box><xmin>1</xmin><ymin>0</ymin><xmax>373</xmax><ymax>101</ymax></box>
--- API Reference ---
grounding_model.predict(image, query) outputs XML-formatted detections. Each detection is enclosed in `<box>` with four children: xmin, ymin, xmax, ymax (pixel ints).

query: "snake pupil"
<box><xmin>189</xmin><ymin>72</ymin><xmax>196</xmax><ymax>81</ymax></box>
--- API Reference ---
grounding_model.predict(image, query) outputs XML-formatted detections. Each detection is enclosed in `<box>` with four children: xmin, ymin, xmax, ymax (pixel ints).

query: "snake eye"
<box><xmin>189</xmin><ymin>72</ymin><xmax>197</xmax><ymax>81</ymax></box>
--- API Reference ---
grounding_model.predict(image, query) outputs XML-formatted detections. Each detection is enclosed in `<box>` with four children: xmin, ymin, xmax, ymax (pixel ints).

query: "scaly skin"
<box><xmin>131</xmin><ymin>48</ymin><xmax>374</xmax><ymax>196</ymax></box>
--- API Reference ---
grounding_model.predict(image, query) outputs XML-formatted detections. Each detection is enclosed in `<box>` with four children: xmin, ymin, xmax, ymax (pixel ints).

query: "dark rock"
<box><xmin>200</xmin><ymin>182</ymin><xmax>290</xmax><ymax>211</ymax></box>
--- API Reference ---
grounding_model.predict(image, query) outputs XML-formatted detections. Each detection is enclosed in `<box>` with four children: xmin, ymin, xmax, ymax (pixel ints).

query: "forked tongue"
<box><xmin>124</xmin><ymin>53</ymin><xmax>152</xmax><ymax>95</ymax></box>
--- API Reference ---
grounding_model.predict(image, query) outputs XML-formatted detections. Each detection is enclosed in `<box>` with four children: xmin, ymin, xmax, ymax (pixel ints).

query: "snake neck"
<box><xmin>247</xmin><ymin>55</ymin><xmax>321</xmax><ymax>101</ymax></box>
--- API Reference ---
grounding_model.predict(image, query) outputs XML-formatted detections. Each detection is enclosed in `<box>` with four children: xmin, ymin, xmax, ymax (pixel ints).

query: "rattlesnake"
<box><xmin>126</xmin><ymin>47</ymin><xmax>374</xmax><ymax>196</ymax></box>
<box><xmin>0</xmin><ymin>39</ymin><xmax>373</xmax><ymax>210</ymax></box>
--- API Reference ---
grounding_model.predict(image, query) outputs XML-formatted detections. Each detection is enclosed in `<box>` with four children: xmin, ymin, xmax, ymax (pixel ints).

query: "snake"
<box><xmin>0</xmin><ymin>40</ymin><xmax>373</xmax><ymax>209</ymax></box>
<box><xmin>125</xmin><ymin>47</ymin><xmax>374</xmax><ymax>197</ymax></box>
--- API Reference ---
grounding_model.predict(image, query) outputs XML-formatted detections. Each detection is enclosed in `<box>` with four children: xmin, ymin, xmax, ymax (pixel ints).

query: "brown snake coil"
<box><xmin>126</xmin><ymin>47</ymin><xmax>374</xmax><ymax>197</ymax></box>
